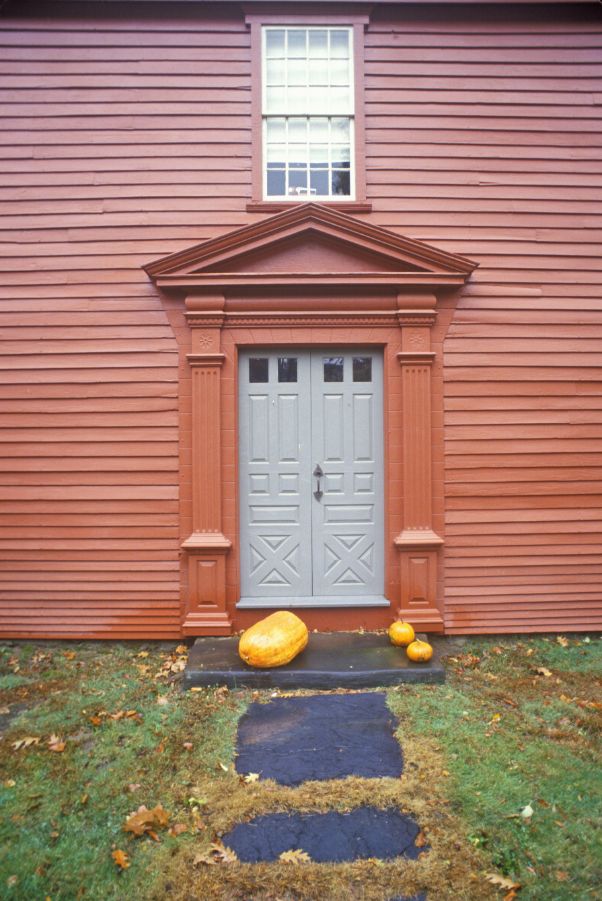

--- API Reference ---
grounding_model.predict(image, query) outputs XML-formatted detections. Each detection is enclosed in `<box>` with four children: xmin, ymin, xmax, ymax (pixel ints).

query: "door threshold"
<box><xmin>237</xmin><ymin>596</ymin><xmax>391</xmax><ymax>609</ymax></box>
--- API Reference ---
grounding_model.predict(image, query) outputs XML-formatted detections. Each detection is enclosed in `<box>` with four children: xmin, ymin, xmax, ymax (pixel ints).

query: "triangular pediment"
<box><xmin>144</xmin><ymin>203</ymin><xmax>477</xmax><ymax>289</ymax></box>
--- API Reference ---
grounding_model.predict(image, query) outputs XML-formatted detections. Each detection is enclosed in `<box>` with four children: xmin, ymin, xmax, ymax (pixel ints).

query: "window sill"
<box><xmin>246</xmin><ymin>201</ymin><xmax>372</xmax><ymax>214</ymax></box>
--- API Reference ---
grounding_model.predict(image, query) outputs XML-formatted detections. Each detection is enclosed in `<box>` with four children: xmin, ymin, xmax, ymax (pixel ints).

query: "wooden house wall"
<box><xmin>0</xmin><ymin>1</ymin><xmax>601</xmax><ymax>637</ymax></box>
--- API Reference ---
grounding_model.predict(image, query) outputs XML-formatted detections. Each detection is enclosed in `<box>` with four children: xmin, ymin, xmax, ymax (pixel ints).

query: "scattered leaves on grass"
<box><xmin>47</xmin><ymin>734</ymin><xmax>66</xmax><ymax>753</ymax></box>
<box><xmin>279</xmin><ymin>849</ymin><xmax>312</xmax><ymax>864</ymax></box>
<box><xmin>11</xmin><ymin>736</ymin><xmax>40</xmax><ymax>751</ymax></box>
<box><xmin>486</xmin><ymin>872</ymin><xmax>521</xmax><ymax>892</ymax></box>
<box><xmin>112</xmin><ymin>849</ymin><xmax>130</xmax><ymax>870</ymax></box>
<box><xmin>123</xmin><ymin>804</ymin><xmax>170</xmax><ymax>837</ymax></box>
<box><xmin>193</xmin><ymin>841</ymin><xmax>238</xmax><ymax>866</ymax></box>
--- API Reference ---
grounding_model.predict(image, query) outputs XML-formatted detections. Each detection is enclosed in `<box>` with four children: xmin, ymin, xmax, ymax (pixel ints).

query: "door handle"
<box><xmin>313</xmin><ymin>463</ymin><xmax>323</xmax><ymax>501</ymax></box>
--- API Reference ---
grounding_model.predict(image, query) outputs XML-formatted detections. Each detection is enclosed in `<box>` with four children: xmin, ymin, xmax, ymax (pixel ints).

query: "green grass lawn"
<box><xmin>0</xmin><ymin>635</ymin><xmax>600</xmax><ymax>900</ymax></box>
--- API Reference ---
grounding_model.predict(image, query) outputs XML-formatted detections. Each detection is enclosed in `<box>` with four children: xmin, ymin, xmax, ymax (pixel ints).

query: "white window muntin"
<box><xmin>261</xmin><ymin>26</ymin><xmax>355</xmax><ymax>200</ymax></box>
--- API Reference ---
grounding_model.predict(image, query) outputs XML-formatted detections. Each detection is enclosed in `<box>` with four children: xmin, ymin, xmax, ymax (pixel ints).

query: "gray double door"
<box><xmin>238</xmin><ymin>349</ymin><xmax>384</xmax><ymax>605</ymax></box>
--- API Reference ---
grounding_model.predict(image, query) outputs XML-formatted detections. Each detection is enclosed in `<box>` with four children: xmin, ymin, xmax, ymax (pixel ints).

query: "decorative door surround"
<box><xmin>144</xmin><ymin>204</ymin><xmax>477</xmax><ymax>635</ymax></box>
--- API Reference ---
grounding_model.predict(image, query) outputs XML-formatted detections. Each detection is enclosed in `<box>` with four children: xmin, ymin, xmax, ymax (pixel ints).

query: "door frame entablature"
<box><xmin>144</xmin><ymin>205</ymin><xmax>477</xmax><ymax>635</ymax></box>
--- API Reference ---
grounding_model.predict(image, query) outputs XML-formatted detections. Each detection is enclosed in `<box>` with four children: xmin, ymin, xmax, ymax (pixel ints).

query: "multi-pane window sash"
<box><xmin>263</xmin><ymin>27</ymin><xmax>354</xmax><ymax>200</ymax></box>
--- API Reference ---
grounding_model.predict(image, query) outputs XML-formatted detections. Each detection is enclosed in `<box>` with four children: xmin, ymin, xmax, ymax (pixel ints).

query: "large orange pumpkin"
<box><xmin>388</xmin><ymin>621</ymin><xmax>415</xmax><ymax>647</ymax></box>
<box><xmin>406</xmin><ymin>639</ymin><xmax>433</xmax><ymax>663</ymax></box>
<box><xmin>238</xmin><ymin>611</ymin><xmax>308</xmax><ymax>668</ymax></box>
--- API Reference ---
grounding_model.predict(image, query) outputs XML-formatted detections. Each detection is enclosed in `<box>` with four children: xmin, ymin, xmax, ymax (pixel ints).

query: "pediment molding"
<box><xmin>144</xmin><ymin>203</ymin><xmax>478</xmax><ymax>291</ymax></box>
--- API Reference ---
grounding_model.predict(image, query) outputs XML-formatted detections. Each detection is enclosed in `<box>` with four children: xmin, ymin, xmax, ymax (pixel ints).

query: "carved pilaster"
<box><xmin>395</xmin><ymin>311</ymin><xmax>444</xmax><ymax>631</ymax></box>
<box><xmin>182</xmin><ymin>295</ymin><xmax>231</xmax><ymax>635</ymax></box>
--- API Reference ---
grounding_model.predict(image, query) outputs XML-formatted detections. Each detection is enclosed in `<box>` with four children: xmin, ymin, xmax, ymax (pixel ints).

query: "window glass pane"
<box><xmin>308</xmin><ymin>30</ymin><xmax>328</xmax><ymax>57</ymax></box>
<box><xmin>278</xmin><ymin>357</ymin><xmax>298</xmax><ymax>382</ymax></box>
<box><xmin>266</xmin><ymin>59</ymin><xmax>285</xmax><ymax>86</ymax></box>
<box><xmin>266</xmin><ymin>30</ymin><xmax>285</xmax><ymax>58</ymax></box>
<box><xmin>288</xmin><ymin>168</ymin><xmax>308</xmax><ymax>194</ymax></box>
<box><xmin>330</xmin><ymin>30</ymin><xmax>350</xmax><ymax>58</ymax></box>
<box><xmin>308</xmin><ymin>59</ymin><xmax>329</xmax><ymax>87</ymax></box>
<box><xmin>332</xmin><ymin>145</ymin><xmax>351</xmax><ymax>166</ymax></box>
<box><xmin>266</xmin><ymin>117</ymin><xmax>286</xmax><ymax>142</ymax></box>
<box><xmin>287</xmin><ymin>29</ymin><xmax>307</xmax><ymax>58</ymax></box>
<box><xmin>309</xmin><ymin>143</ymin><xmax>328</xmax><ymax>164</ymax></box>
<box><xmin>328</xmin><ymin>87</ymin><xmax>351</xmax><ymax>113</ymax></box>
<box><xmin>266</xmin><ymin>169</ymin><xmax>285</xmax><ymax>195</ymax></box>
<box><xmin>332</xmin><ymin>170</ymin><xmax>351</xmax><ymax>195</ymax></box>
<box><xmin>288</xmin><ymin>143</ymin><xmax>307</xmax><ymax>165</ymax></box>
<box><xmin>310</xmin><ymin>168</ymin><xmax>329</xmax><ymax>196</ymax></box>
<box><xmin>287</xmin><ymin>59</ymin><xmax>307</xmax><ymax>86</ymax></box>
<box><xmin>353</xmin><ymin>357</ymin><xmax>372</xmax><ymax>382</ymax></box>
<box><xmin>288</xmin><ymin>117</ymin><xmax>307</xmax><ymax>142</ymax></box>
<box><xmin>308</xmin><ymin>86</ymin><xmax>329</xmax><ymax>114</ymax></box>
<box><xmin>266</xmin><ymin>143</ymin><xmax>286</xmax><ymax>164</ymax></box>
<box><xmin>287</xmin><ymin>86</ymin><xmax>307</xmax><ymax>113</ymax></box>
<box><xmin>249</xmin><ymin>358</ymin><xmax>269</xmax><ymax>382</ymax></box>
<box><xmin>265</xmin><ymin>86</ymin><xmax>286</xmax><ymax>113</ymax></box>
<box><xmin>330</xmin><ymin>59</ymin><xmax>350</xmax><ymax>86</ymax></box>
<box><xmin>331</xmin><ymin>117</ymin><xmax>350</xmax><ymax>141</ymax></box>
<box><xmin>323</xmin><ymin>356</ymin><xmax>344</xmax><ymax>382</ymax></box>
<box><xmin>309</xmin><ymin>117</ymin><xmax>328</xmax><ymax>141</ymax></box>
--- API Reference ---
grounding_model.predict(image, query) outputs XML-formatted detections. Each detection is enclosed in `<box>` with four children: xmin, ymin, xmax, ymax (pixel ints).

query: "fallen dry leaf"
<box><xmin>112</xmin><ymin>849</ymin><xmax>130</xmax><ymax>870</ymax></box>
<box><xmin>136</xmin><ymin>651</ymin><xmax>150</xmax><ymax>658</ymax></box>
<box><xmin>182</xmin><ymin>742</ymin><xmax>193</xmax><ymax>751</ymax></box>
<box><xmin>0</xmin><ymin>705</ymin><xmax>10</xmax><ymax>715</ymax></box>
<box><xmin>47</xmin><ymin>734</ymin><xmax>66</xmax><ymax>753</ymax></box>
<box><xmin>279</xmin><ymin>849</ymin><xmax>312</xmax><ymax>864</ymax></box>
<box><xmin>534</xmin><ymin>666</ymin><xmax>552</xmax><ymax>678</ymax></box>
<box><xmin>123</xmin><ymin>804</ymin><xmax>170</xmax><ymax>837</ymax></box>
<box><xmin>243</xmin><ymin>772</ymin><xmax>260</xmax><ymax>784</ymax></box>
<box><xmin>194</xmin><ymin>841</ymin><xmax>238</xmax><ymax>866</ymax></box>
<box><xmin>63</xmin><ymin>651</ymin><xmax>76</xmax><ymax>660</ymax></box>
<box><xmin>3</xmin><ymin>779</ymin><xmax>16</xmax><ymax>788</ymax></box>
<box><xmin>128</xmin><ymin>783</ymin><xmax>141</xmax><ymax>793</ymax></box>
<box><xmin>12</xmin><ymin>736</ymin><xmax>40</xmax><ymax>751</ymax></box>
<box><xmin>89</xmin><ymin>715</ymin><xmax>103</xmax><ymax>727</ymax></box>
<box><xmin>415</xmin><ymin>830</ymin><xmax>428</xmax><ymax>848</ymax></box>
<box><xmin>555</xmin><ymin>870</ymin><xmax>569</xmax><ymax>881</ymax></box>
<box><xmin>556</xmin><ymin>636</ymin><xmax>569</xmax><ymax>648</ymax></box>
<box><xmin>485</xmin><ymin>873</ymin><xmax>521</xmax><ymax>891</ymax></box>
<box><xmin>156</xmin><ymin>695</ymin><xmax>169</xmax><ymax>706</ymax></box>
<box><xmin>168</xmin><ymin>823</ymin><xmax>188</xmax><ymax>837</ymax></box>
<box><xmin>218</xmin><ymin>762</ymin><xmax>229</xmax><ymax>773</ymax></box>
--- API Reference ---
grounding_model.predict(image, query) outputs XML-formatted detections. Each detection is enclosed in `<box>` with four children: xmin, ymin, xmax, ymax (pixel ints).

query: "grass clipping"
<box><xmin>151</xmin><ymin>711</ymin><xmax>490</xmax><ymax>901</ymax></box>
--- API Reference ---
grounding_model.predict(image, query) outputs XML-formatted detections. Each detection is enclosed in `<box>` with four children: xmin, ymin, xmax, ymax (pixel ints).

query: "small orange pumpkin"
<box><xmin>388</xmin><ymin>621</ymin><xmax>415</xmax><ymax>647</ymax></box>
<box><xmin>406</xmin><ymin>639</ymin><xmax>433</xmax><ymax>663</ymax></box>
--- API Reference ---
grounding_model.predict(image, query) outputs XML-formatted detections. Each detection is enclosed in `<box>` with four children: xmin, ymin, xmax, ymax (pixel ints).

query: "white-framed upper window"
<box><xmin>262</xmin><ymin>26</ymin><xmax>354</xmax><ymax>201</ymax></box>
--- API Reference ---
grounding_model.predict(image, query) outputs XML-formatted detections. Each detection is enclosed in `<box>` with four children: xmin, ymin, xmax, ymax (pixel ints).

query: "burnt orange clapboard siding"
<box><xmin>0</xmin><ymin>1</ymin><xmax>601</xmax><ymax>636</ymax></box>
<box><xmin>0</xmin><ymin>6</ymin><xmax>256</xmax><ymax>637</ymax></box>
<box><xmin>365</xmin><ymin>4</ymin><xmax>602</xmax><ymax>634</ymax></box>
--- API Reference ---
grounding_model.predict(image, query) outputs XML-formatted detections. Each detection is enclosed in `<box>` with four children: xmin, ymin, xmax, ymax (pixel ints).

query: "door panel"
<box><xmin>311</xmin><ymin>351</ymin><xmax>384</xmax><ymax>597</ymax></box>
<box><xmin>239</xmin><ymin>352</ymin><xmax>312</xmax><ymax>597</ymax></box>
<box><xmin>239</xmin><ymin>349</ymin><xmax>384</xmax><ymax>601</ymax></box>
